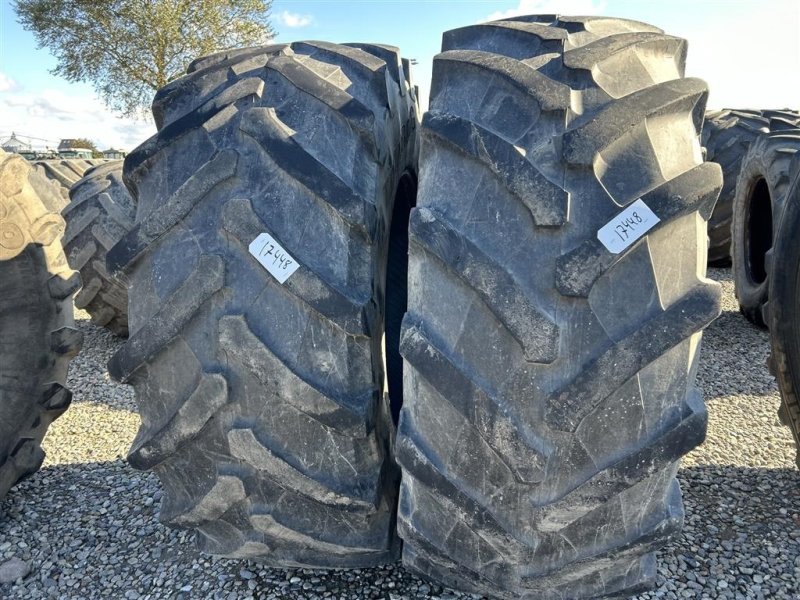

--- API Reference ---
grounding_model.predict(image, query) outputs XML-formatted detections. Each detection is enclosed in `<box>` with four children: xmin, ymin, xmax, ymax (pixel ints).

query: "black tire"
<box><xmin>732</xmin><ymin>129</ymin><xmax>800</xmax><ymax>327</ymax></box>
<box><xmin>0</xmin><ymin>150</ymin><xmax>83</xmax><ymax>502</ymax></box>
<box><xmin>767</xmin><ymin>156</ymin><xmax>800</xmax><ymax>468</ymax></box>
<box><xmin>32</xmin><ymin>159</ymin><xmax>104</xmax><ymax>208</ymax></box>
<box><xmin>702</xmin><ymin>109</ymin><xmax>770</xmax><ymax>267</ymax></box>
<box><xmin>106</xmin><ymin>42</ymin><xmax>418</xmax><ymax>566</ymax></box>
<box><xmin>62</xmin><ymin>161</ymin><xmax>134</xmax><ymax>337</ymax></box>
<box><xmin>396</xmin><ymin>16</ymin><xmax>721</xmax><ymax>599</ymax></box>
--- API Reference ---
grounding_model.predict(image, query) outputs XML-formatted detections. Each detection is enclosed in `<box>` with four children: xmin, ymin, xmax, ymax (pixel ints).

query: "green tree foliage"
<box><xmin>15</xmin><ymin>0</ymin><xmax>275</xmax><ymax>118</ymax></box>
<box><xmin>71</xmin><ymin>137</ymin><xmax>97</xmax><ymax>151</ymax></box>
<box><xmin>69</xmin><ymin>137</ymin><xmax>102</xmax><ymax>157</ymax></box>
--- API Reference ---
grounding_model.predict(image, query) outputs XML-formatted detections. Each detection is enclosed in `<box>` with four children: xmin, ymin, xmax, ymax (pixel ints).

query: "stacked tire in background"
<box><xmin>731</xmin><ymin>122</ymin><xmax>800</xmax><ymax>326</ymax></box>
<box><xmin>62</xmin><ymin>162</ymin><xmax>135</xmax><ymax>336</ymax></box>
<box><xmin>395</xmin><ymin>16</ymin><xmax>721</xmax><ymax>600</ymax></box>
<box><xmin>107</xmin><ymin>42</ymin><xmax>419</xmax><ymax>566</ymax></box>
<box><xmin>32</xmin><ymin>159</ymin><xmax>106</xmax><ymax>207</ymax></box>
<box><xmin>702</xmin><ymin>109</ymin><xmax>800</xmax><ymax>270</ymax></box>
<box><xmin>0</xmin><ymin>150</ymin><xmax>82</xmax><ymax>501</ymax></box>
<box><xmin>702</xmin><ymin>109</ymin><xmax>770</xmax><ymax>266</ymax></box>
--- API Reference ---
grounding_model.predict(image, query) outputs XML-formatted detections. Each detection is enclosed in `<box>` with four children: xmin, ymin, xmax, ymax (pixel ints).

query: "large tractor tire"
<box><xmin>732</xmin><ymin>129</ymin><xmax>800</xmax><ymax>327</ymax></box>
<box><xmin>0</xmin><ymin>150</ymin><xmax>83</xmax><ymax>501</ymax></box>
<box><xmin>32</xmin><ymin>159</ymin><xmax>104</xmax><ymax>208</ymax></box>
<box><xmin>63</xmin><ymin>161</ymin><xmax>134</xmax><ymax>336</ymax></box>
<box><xmin>106</xmin><ymin>42</ymin><xmax>418</xmax><ymax>567</ymax></box>
<box><xmin>768</xmin><ymin>158</ymin><xmax>800</xmax><ymax>468</ymax></box>
<box><xmin>702</xmin><ymin>109</ymin><xmax>770</xmax><ymax>266</ymax></box>
<box><xmin>395</xmin><ymin>16</ymin><xmax>721</xmax><ymax>600</ymax></box>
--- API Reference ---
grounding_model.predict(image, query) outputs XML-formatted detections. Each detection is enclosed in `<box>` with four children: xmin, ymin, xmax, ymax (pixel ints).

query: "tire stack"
<box><xmin>0</xmin><ymin>150</ymin><xmax>82</xmax><ymax>501</ymax></box>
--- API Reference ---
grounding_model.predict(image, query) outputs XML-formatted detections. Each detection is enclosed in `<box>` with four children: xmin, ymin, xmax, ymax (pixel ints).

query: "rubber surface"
<box><xmin>63</xmin><ymin>161</ymin><xmax>134</xmax><ymax>336</ymax></box>
<box><xmin>107</xmin><ymin>42</ymin><xmax>418</xmax><ymax>567</ymax></box>
<box><xmin>395</xmin><ymin>15</ymin><xmax>722</xmax><ymax>599</ymax></box>
<box><xmin>702</xmin><ymin>110</ymin><xmax>770</xmax><ymax>266</ymax></box>
<box><xmin>732</xmin><ymin>128</ymin><xmax>800</xmax><ymax>327</ymax></box>
<box><xmin>0</xmin><ymin>150</ymin><xmax>83</xmax><ymax>502</ymax></box>
<box><xmin>32</xmin><ymin>159</ymin><xmax>107</xmax><ymax>208</ymax></box>
<box><xmin>767</xmin><ymin>154</ymin><xmax>800</xmax><ymax>468</ymax></box>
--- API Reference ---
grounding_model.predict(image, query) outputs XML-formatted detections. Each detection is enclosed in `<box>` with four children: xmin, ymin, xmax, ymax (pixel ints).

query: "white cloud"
<box><xmin>276</xmin><ymin>10</ymin><xmax>312</xmax><ymax>28</ymax></box>
<box><xmin>484</xmin><ymin>0</ymin><xmax>607</xmax><ymax>22</ymax></box>
<box><xmin>0</xmin><ymin>72</ymin><xmax>17</xmax><ymax>93</ymax></box>
<box><xmin>0</xmin><ymin>88</ymin><xmax>154</xmax><ymax>152</ymax></box>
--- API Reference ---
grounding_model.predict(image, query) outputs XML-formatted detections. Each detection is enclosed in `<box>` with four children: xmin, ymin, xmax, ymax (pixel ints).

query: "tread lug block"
<box><xmin>10</xmin><ymin>438</ymin><xmax>46</xmax><ymax>480</ymax></box>
<box><xmin>105</xmin><ymin>41</ymin><xmax>420</xmax><ymax>567</ymax></box>
<box><xmin>30</xmin><ymin>213</ymin><xmax>66</xmax><ymax>246</ymax></box>
<box><xmin>50</xmin><ymin>326</ymin><xmax>83</xmax><ymax>358</ymax></box>
<box><xmin>395</xmin><ymin>16</ymin><xmax>721</xmax><ymax>600</ymax></box>
<box><xmin>39</xmin><ymin>382</ymin><xmax>73</xmax><ymax>413</ymax></box>
<box><xmin>47</xmin><ymin>271</ymin><xmax>82</xmax><ymax>300</ymax></box>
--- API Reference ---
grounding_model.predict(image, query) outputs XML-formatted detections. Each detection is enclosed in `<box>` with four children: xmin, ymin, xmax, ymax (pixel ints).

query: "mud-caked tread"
<box><xmin>767</xmin><ymin>157</ymin><xmax>800</xmax><ymax>467</ymax></box>
<box><xmin>732</xmin><ymin>128</ymin><xmax>800</xmax><ymax>327</ymax></box>
<box><xmin>31</xmin><ymin>159</ymin><xmax>107</xmax><ymax>208</ymax></box>
<box><xmin>396</xmin><ymin>15</ymin><xmax>720</xmax><ymax>600</ymax></box>
<box><xmin>0</xmin><ymin>150</ymin><xmax>83</xmax><ymax>502</ymax></box>
<box><xmin>62</xmin><ymin>161</ymin><xmax>135</xmax><ymax>336</ymax></box>
<box><xmin>109</xmin><ymin>42</ymin><xmax>418</xmax><ymax>567</ymax></box>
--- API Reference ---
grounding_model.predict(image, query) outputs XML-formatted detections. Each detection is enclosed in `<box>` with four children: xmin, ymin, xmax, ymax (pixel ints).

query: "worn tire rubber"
<box><xmin>702</xmin><ymin>110</ymin><xmax>770</xmax><ymax>267</ymax></box>
<box><xmin>32</xmin><ymin>159</ymin><xmax>105</xmax><ymax>208</ymax></box>
<box><xmin>62</xmin><ymin>161</ymin><xmax>134</xmax><ymax>337</ymax></box>
<box><xmin>732</xmin><ymin>129</ymin><xmax>800</xmax><ymax>327</ymax></box>
<box><xmin>0</xmin><ymin>150</ymin><xmax>83</xmax><ymax>502</ymax></box>
<box><xmin>396</xmin><ymin>15</ymin><xmax>722</xmax><ymax>600</ymax></box>
<box><xmin>767</xmin><ymin>156</ymin><xmax>800</xmax><ymax>468</ymax></box>
<box><xmin>106</xmin><ymin>42</ymin><xmax>418</xmax><ymax>566</ymax></box>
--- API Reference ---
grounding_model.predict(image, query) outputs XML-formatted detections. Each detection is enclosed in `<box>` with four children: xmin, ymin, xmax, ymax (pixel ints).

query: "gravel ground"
<box><xmin>1</xmin><ymin>268</ymin><xmax>798</xmax><ymax>599</ymax></box>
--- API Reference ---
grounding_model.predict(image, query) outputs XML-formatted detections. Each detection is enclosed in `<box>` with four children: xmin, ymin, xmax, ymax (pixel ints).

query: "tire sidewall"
<box><xmin>733</xmin><ymin>154</ymin><xmax>771</xmax><ymax>311</ymax></box>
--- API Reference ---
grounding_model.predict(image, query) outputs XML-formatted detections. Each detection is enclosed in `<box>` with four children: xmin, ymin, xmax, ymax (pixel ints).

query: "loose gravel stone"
<box><xmin>0</xmin><ymin>270</ymin><xmax>797</xmax><ymax>599</ymax></box>
<box><xmin>0</xmin><ymin>558</ymin><xmax>30</xmax><ymax>584</ymax></box>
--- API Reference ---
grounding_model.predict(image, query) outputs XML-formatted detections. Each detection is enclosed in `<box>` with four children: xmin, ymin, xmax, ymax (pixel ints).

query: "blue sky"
<box><xmin>1</xmin><ymin>0</ymin><xmax>798</xmax><ymax>150</ymax></box>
